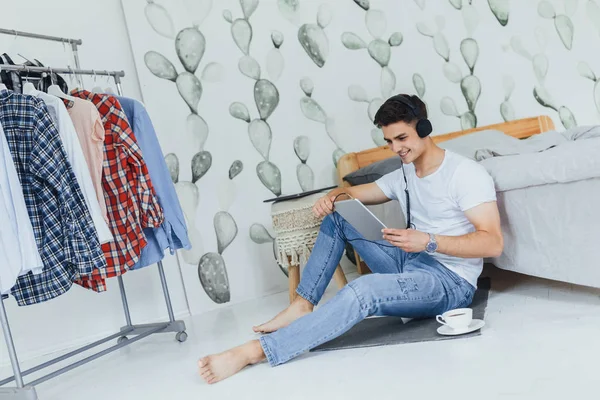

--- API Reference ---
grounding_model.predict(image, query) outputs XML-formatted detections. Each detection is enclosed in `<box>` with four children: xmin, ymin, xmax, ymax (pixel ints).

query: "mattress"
<box><xmin>490</xmin><ymin>176</ymin><xmax>600</xmax><ymax>288</ymax></box>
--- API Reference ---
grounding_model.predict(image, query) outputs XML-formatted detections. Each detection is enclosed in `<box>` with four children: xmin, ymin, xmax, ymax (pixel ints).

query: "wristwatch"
<box><xmin>425</xmin><ymin>233</ymin><xmax>438</xmax><ymax>254</ymax></box>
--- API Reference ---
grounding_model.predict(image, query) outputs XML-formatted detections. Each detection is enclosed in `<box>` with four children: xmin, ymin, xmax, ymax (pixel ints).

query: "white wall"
<box><xmin>0</xmin><ymin>0</ymin><xmax>190</xmax><ymax>366</ymax></box>
<box><xmin>121</xmin><ymin>0</ymin><xmax>600</xmax><ymax>317</ymax></box>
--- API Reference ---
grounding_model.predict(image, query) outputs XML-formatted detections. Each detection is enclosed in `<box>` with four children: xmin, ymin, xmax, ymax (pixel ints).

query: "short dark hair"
<box><xmin>373</xmin><ymin>94</ymin><xmax>428</xmax><ymax>128</ymax></box>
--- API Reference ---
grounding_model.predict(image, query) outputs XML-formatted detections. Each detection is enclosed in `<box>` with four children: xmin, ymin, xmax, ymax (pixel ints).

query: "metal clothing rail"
<box><xmin>0</xmin><ymin>66</ymin><xmax>187</xmax><ymax>400</ymax></box>
<box><xmin>0</xmin><ymin>64</ymin><xmax>125</xmax><ymax>94</ymax></box>
<box><xmin>0</xmin><ymin>28</ymin><xmax>83</xmax><ymax>83</ymax></box>
<box><xmin>0</xmin><ymin>29</ymin><xmax>82</xmax><ymax>45</ymax></box>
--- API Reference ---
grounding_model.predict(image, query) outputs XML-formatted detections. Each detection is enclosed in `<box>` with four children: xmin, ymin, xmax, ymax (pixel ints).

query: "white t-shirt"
<box><xmin>375</xmin><ymin>150</ymin><xmax>496</xmax><ymax>288</ymax></box>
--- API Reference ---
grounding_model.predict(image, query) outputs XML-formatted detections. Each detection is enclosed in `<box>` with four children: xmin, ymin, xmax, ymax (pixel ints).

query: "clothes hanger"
<box><xmin>22</xmin><ymin>81</ymin><xmax>35</xmax><ymax>94</ymax></box>
<box><xmin>91</xmin><ymin>70</ymin><xmax>104</xmax><ymax>93</ymax></box>
<box><xmin>47</xmin><ymin>67</ymin><xmax>77</xmax><ymax>101</ymax></box>
<box><xmin>17</xmin><ymin>54</ymin><xmax>37</xmax><ymax>93</ymax></box>
<box><xmin>17</xmin><ymin>56</ymin><xmax>36</xmax><ymax>94</ymax></box>
<box><xmin>21</xmin><ymin>66</ymin><xmax>36</xmax><ymax>94</ymax></box>
<box><xmin>98</xmin><ymin>72</ymin><xmax>115</xmax><ymax>94</ymax></box>
<box><xmin>67</xmin><ymin>61</ymin><xmax>83</xmax><ymax>93</ymax></box>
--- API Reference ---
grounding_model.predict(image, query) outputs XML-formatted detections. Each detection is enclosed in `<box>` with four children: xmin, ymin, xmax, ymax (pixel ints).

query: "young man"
<box><xmin>198</xmin><ymin>94</ymin><xmax>503</xmax><ymax>384</ymax></box>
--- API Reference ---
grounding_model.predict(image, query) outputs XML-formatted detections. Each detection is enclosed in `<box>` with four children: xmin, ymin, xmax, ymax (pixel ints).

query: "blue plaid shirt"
<box><xmin>0</xmin><ymin>90</ymin><xmax>107</xmax><ymax>306</ymax></box>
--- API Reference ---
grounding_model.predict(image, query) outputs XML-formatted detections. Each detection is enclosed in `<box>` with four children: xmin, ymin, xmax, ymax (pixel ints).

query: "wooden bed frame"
<box><xmin>336</xmin><ymin>115</ymin><xmax>556</xmax><ymax>274</ymax></box>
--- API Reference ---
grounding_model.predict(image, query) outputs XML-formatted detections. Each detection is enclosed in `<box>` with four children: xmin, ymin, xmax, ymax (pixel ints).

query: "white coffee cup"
<box><xmin>436</xmin><ymin>308</ymin><xmax>473</xmax><ymax>330</ymax></box>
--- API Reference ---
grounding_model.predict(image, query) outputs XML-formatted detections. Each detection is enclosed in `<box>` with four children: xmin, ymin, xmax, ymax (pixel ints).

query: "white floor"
<box><xmin>3</xmin><ymin>265</ymin><xmax>600</xmax><ymax>400</ymax></box>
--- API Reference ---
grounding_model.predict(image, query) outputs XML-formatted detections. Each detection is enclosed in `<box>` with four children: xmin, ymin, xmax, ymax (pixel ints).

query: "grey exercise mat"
<box><xmin>312</xmin><ymin>277</ymin><xmax>490</xmax><ymax>352</ymax></box>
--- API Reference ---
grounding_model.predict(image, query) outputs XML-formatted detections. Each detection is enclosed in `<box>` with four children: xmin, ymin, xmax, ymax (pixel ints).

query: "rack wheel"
<box><xmin>117</xmin><ymin>336</ymin><xmax>128</xmax><ymax>344</ymax></box>
<box><xmin>176</xmin><ymin>331</ymin><xmax>188</xmax><ymax>343</ymax></box>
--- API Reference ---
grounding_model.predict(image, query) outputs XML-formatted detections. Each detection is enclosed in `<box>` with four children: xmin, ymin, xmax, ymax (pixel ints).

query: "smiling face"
<box><xmin>382</xmin><ymin>121</ymin><xmax>426</xmax><ymax>164</ymax></box>
<box><xmin>373</xmin><ymin>94</ymin><xmax>431</xmax><ymax>164</ymax></box>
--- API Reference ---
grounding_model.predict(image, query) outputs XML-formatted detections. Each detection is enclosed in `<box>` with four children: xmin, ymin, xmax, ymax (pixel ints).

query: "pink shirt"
<box><xmin>64</xmin><ymin>97</ymin><xmax>108</xmax><ymax>222</ymax></box>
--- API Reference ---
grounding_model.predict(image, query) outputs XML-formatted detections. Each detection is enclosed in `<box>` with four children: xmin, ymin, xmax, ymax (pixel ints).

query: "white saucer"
<box><xmin>437</xmin><ymin>319</ymin><xmax>485</xmax><ymax>336</ymax></box>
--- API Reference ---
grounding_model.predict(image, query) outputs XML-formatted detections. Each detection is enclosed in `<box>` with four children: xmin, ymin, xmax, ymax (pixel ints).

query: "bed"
<box><xmin>336</xmin><ymin>116</ymin><xmax>600</xmax><ymax>289</ymax></box>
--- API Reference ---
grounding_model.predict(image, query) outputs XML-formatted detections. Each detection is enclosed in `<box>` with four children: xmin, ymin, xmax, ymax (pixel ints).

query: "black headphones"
<box><xmin>389</xmin><ymin>94</ymin><xmax>433</xmax><ymax>138</ymax></box>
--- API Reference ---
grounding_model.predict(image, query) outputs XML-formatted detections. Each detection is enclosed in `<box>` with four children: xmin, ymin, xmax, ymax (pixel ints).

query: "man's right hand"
<box><xmin>311</xmin><ymin>183</ymin><xmax>389</xmax><ymax>218</ymax></box>
<box><xmin>313</xmin><ymin>195</ymin><xmax>336</xmax><ymax>218</ymax></box>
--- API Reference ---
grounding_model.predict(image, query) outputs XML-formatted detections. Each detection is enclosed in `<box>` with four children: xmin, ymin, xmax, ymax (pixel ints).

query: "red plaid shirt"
<box><xmin>70</xmin><ymin>90</ymin><xmax>164</xmax><ymax>291</ymax></box>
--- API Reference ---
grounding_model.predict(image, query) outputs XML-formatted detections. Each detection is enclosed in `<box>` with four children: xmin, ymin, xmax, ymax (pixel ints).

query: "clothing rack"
<box><xmin>0</xmin><ymin>29</ymin><xmax>83</xmax><ymax>87</ymax></box>
<box><xmin>0</xmin><ymin>65</ymin><xmax>187</xmax><ymax>400</ymax></box>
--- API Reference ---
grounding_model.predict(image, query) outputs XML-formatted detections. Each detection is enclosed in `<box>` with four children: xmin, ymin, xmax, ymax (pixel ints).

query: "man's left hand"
<box><xmin>382</xmin><ymin>228</ymin><xmax>429</xmax><ymax>253</ymax></box>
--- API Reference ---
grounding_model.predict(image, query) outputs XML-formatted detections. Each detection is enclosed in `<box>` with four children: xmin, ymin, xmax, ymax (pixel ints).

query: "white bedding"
<box><xmin>437</xmin><ymin>125</ymin><xmax>600</xmax><ymax>192</ymax></box>
<box><xmin>489</xmin><ymin>177</ymin><xmax>600</xmax><ymax>288</ymax></box>
<box><xmin>479</xmin><ymin>137</ymin><xmax>600</xmax><ymax>192</ymax></box>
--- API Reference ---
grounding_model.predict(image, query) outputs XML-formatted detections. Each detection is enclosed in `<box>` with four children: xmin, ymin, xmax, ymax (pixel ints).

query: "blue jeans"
<box><xmin>259</xmin><ymin>212</ymin><xmax>476</xmax><ymax>366</ymax></box>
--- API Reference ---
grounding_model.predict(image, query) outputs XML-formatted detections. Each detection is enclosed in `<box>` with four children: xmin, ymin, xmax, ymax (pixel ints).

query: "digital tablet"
<box><xmin>334</xmin><ymin>199</ymin><xmax>388</xmax><ymax>241</ymax></box>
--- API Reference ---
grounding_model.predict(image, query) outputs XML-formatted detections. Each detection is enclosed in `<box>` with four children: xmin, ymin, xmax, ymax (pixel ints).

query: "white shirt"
<box><xmin>32</xmin><ymin>90</ymin><xmax>113</xmax><ymax>244</ymax></box>
<box><xmin>376</xmin><ymin>150</ymin><xmax>497</xmax><ymax>288</ymax></box>
<box><xmin>0</xmin><ymin>122</ymin><xmax>44</xmax><ymax>294</ymax></box>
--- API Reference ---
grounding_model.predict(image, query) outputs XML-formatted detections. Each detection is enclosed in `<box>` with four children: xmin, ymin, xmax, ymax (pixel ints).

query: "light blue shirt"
<box><xmin>115</xmin><ymin>96</ymin><xmax>191</xmax><ymax>269</ymax></box>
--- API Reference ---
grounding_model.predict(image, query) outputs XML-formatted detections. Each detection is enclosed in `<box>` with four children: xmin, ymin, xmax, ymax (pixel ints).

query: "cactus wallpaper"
<box><xmin>122</xmin><ymin>0</ymin><xmax>600</xmax><ymax>314</ymax></box>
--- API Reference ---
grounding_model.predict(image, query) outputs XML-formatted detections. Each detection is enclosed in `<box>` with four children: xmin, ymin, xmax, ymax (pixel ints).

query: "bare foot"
<box><xmin>252</xmin><ymin>296</ymin><xmax>314</xmax><ymax>333</ymax></box>
<box><xmin>198</xmin><ymin>340</ymin><xmax>265</xmax><ymax>384</ymax></box>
